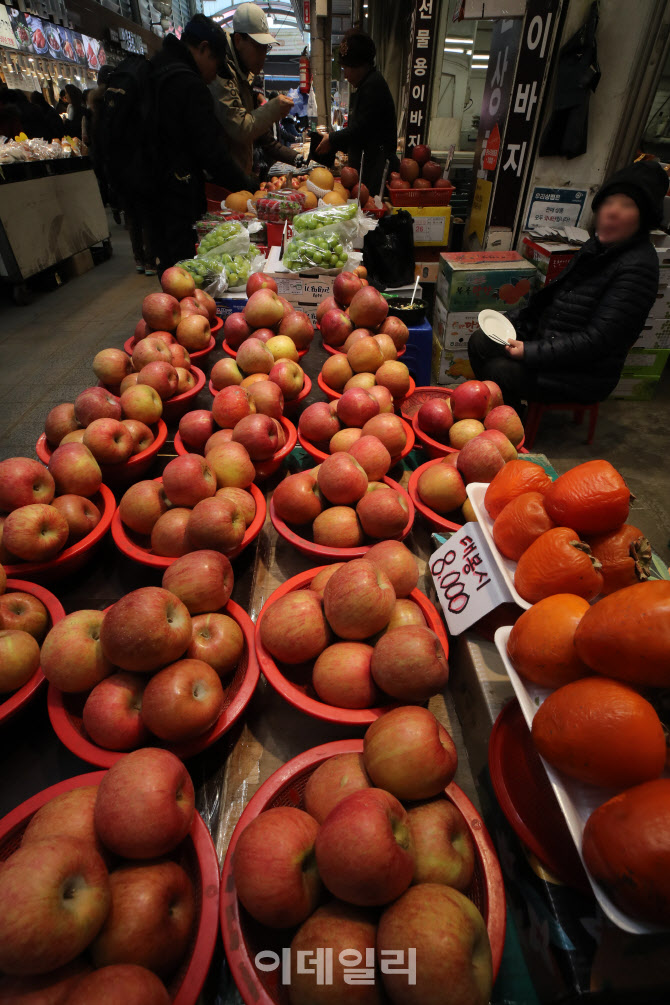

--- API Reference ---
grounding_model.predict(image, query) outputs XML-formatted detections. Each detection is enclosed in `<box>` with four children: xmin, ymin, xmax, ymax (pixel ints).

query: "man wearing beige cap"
<box><xmin>210</xmin><ymin>2</ymin><xmax>298</xmax><ymax>177</ymax></box>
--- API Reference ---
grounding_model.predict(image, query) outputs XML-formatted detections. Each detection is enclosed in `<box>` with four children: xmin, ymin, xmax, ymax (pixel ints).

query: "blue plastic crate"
<box><xmin>402</xmin><ymin>317</ymin><xmax>433</xmax><ymax>386</ymax></box>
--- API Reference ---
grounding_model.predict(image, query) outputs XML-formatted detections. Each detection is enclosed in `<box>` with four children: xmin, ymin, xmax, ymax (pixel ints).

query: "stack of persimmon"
<box><xmin>506</xmin><ymin>579</ymin><xmax>670</xmax><ymax>926</ymax></box>
<box><xmin>484</xmin><ymin>459</ymin><xmax>650</xmax><ymax>603</ymax></box>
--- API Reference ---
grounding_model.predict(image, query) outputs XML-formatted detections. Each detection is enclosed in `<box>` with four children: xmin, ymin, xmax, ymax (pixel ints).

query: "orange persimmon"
<box><xmin>543</xmin><ymin>459</ymin><xmax>630</xmax><ymax>535</ymax></box>
<box><xmin>492</xmin><ymin>491</ymin><xmax>556</xmax><ymax>561</ymax></box>
<box><xmin>484</xmin><ymin>459</ymin><xmax>552</xmax><ymax>520</ymax></box>
<box><xmin>506</xmin><ymin>594</ymin><xmax>591</xmax><ymax>688</ymax></box>
<box><xmin>514</xmin><ymin>527</ymin><xmax>603</xmax><ymax>603</ymax></box>
<box><xmin>584</xmin><ymin>523</ymin><xmax>651</xmax><ymax>595</ymax></box>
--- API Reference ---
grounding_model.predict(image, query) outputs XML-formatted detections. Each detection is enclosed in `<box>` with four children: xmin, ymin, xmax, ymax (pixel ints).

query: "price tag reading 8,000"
<box><xmin>430</xmin><ymin>523</ymin><xmax>513</xmax><ymax>635</ymax></box>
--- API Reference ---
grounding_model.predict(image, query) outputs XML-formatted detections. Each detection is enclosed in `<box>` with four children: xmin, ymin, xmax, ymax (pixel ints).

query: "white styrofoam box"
<box><xmin>647</xmin><ymin>283</ymin><xmax>670</xmax><ymax>318</ymax></box>
<box><xmin>637</xmin><ymin>314</ymin><xmax>670</xmax><ymax>349</ymax></box>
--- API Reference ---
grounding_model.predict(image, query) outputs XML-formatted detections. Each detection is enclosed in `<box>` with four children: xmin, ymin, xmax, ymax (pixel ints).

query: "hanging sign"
<box><xmin>403</xmin><ymin>0</ymin><xmax>440</xmax><ymax>153</ymax></box>
<box><xmin>430</xmin><ymin>523</ymin><xmax>513</xmax><ymax>635</ymax></box>
<box><xmin>303</xmin><ymin>0</ymin><xmax>310</xmax><ymax>26</ymax></box>
<box><xmin>525</xmin><ymin>186</ymin><xmax>588</xmax><ymax>229</ymax></box>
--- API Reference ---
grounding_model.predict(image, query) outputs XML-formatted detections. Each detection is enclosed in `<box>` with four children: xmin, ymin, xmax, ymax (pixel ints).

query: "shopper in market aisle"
<box><xmin>63</xmin><ymin>84</ymin><xmax>84</xmax><ymax>139</ymax></box>
<box><xmin>29</xmin><ymin>92</ymin><xmax>65</xmax><ymax>142</ymax></box>
<box><xmin>315</xmin><ymin>31</ymin><xmax>399</xmax><ymax>200</ymax></box>
<box><xmin>468</xmin><ymin>160</ymin><xmax>669</xmax><ymax>413</ymax></box>
<box><xmin>145</xmin><ymin>14</ymin><xmax>255</xmax><ymax>277</ymax></box>
<box><xmin>210</xmin><ymin>2</ymin><xmax>298</xmax><ymax>177</ymax></box>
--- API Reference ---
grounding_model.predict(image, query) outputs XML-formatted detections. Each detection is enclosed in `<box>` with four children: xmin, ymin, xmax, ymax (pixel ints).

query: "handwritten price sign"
<box><xmin>430</xmin><ymin>523</ymin><xmax>513</xmax><ymax>635</ymax></box>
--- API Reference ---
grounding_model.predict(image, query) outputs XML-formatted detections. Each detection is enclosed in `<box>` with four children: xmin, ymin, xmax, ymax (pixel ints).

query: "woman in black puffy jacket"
<box><xmin>468</xmin><ymin>160</ymin><xmax>668</xmax><ymax>409</ymax></box>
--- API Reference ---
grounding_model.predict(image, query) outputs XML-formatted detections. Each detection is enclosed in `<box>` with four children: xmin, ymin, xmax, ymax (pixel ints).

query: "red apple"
<box><xmin>388</xmin><ymin>598</ymin><xmax>427</xmax><ymax>630</ymax></box>
<box><xmin>236</xmin><ymin>337</ymin><xmax>275</xmax><ymax>375</ymax></box>
<box><xmin>347</xmin><ymin>435</ymin><xmax>391</xmax><ymax>482</ymax></box>
<box><xmin>41</xmin><ymin>609</ymin><xmax>112</xmax><ymax>693</ymax></box>
<box><xmin>422</xmin><ymin>160</ymin><xmax>442</xmax><ymax>183</ymax></box>
<box><xmin>456</xmin><ymin>436</ymin><xmax>507</xmax><ymax>484</ymax></box>
<box><xmin>91</xmin><ymin>861</ymin><xmax>195</xmax><ymax>978</ymax></box>
<box><xmin>100</xmin><ymin>587</ymin><xmax>192</xmax><ymax>674</ymax></box>
<box><xmin>66</xmin><ymin>964</ymin><xmax>170</xmax><ymax>1005</ymax></box>
<box><xmin>178</xmin><ymin>295</ymin><xmax>208</xmax><ymax>319</ymax></box>
<box><xmin>0</xmin><ymin>457</ymin><xmax>55</xmax><ymax>511</ymax></box>
<box><xmin>273</xmin><ymin>471</ymin><xmax>323</xmax><ymax>524</ymax></box>
<box><xmin>48</xmin><ymin>443</ymin><xmax>102</xmax><ymax>497</ymax></box>
<box><xmin>365</xmin><ymin>540</ymin><xmax>418</xmax><ymax>598</ymax></box>
<box><xmin>408</xmin><ymin>798</ymin><xmax>475</xmax><ymax>890</ymax></box>
<box><xmin>211</xmin><ymin>357</ymin><xmax>243</xmax><ymax>390</ymax></box>
<box><xmin>340</xmin><ymin>165</ymin><xmax>359</xmax><ymax>189</ymax></box>
<box><xmin>418</xmin><ymin>464</ymin><xmax>467</xmax><ymax>514</ymax></box>
<box><xmin>246</xmin><ymin>272</ymin><xmax>278</xmax><ymax>296</ymax></box>
<box><xmin>399</xmin><ymin>157</ymin><xmax>420</xmax><ymax>184</ymax></box>
<box><xmin>451</xmin><ymin>380</ymin><xmax>491</xmax><ymax>421</ymax></box>
<box><xmin>122</xmin><ymin>419</ymin><xmax>154</xmax><ymax>454</ymax></box>
<box><xmin>176</xmin><ymin>314</ymin><xmax>210</xmax><ymax>352</ymax></box>
<box><xmin>244</xmin><ymin>288</ymin><xmax>284</xmax><ymax>329</ymax></box>
<box><xmin>223</xmin><ymin>312</ymin><xmax>252</xmax><ymax>349</ymax></box>
<box><xmin>51</xmin><ymin>494</ymin><xmax>101</xmax><ymax>543</ymax></box>
<box><xmin>216</xmin><ymin>486</ymin><xmax>255</xmax><ymax>526</ymax></box>
<box><xmin>364</xmin><ymin>705</ymin><xmax>457</xmax><ymax>800</ymax></box>
<box><xmin>212</xmin><ymin>385</ymin><xmax>255</xmax><ymax>428</ymax></box>
<box><xmin>0</xmin><ymin>837</ymin><xmax>110</xmax><ymax>976</ymax></box>
<box><xmin>161</xmin><ymin>549</ymin><xmax>233</xmax><ymax>614</ymax></box>
<box><xmin>118</xmin><ymin>481</ymin><xmax>169</xmax><ymax>536</ymax></box>
<box><xmin>317</xmin><ymin>453</ymin><xmax>368</xmax><ymax>506</ymax></box>
<box><xmin>315</xmin><ymin>788</ymin><xmax>414</xmax><ymax>905</ymax></box>
<box><xmin>352</xmin><ymin>182</ymin><xmax>370</xmax><ymax>205</ymax></box>
<box><xmin>388</xmin><ymin>178</ymin><xmax>406</xmax><ymax>190</ymax></box>
<box><xmin>312</xmin><ymin>642</ymin><xmax>378</xmax><ymax>708</ymax></box>
<box><xmin>0</xmin><ymin>630</ymin><xmax>40</xmax><ymax>693</ymax></box>
<box><xmin>278</xmin><ymin>310</ymin><xmax>314</xmax><ymax>350</ymax></box>
<box><xmin>323</xmin><ymin>559</ymin><xmax>395</xmax><ymax>640</ymax></box>
<box><xmin>185</xmin><ymin>496</ymin><xmax>245</xmax><ymax>554</ymax></box>
<box><xmin>361</xmin><ymin>413</ymin><xmax>406</xmax><ymax>457</ymax></box>
<box><xmin>187</xmin><ymin>612</ymin><xmax>243</xmax><ymax>676</ymax></box>
<box><xmin>313</xmin><ymin>507</ymin><xmax>365</xmax><ymax>548</ymax></box>
<box><xmin>347</xmin><ymin>336</ymin><xmax>384</xmax><ymax>374</ymax></box>
<box><xmin>141</xmin><ymin>658</ymin><xmax>223</xmax><ymax>741</ymax></box>
<box><xmin>336</xmin><ymin>388</ymin><xmax>380</xmax><ymax>428</ymax></box>
<box><xmin>83</xmin><ymin>418</ymin><xmax>134</xmax><ymax>465</ymax></box>
<box><xmin>248</xmin><ymin>379</ymin><xmax>284</xmax><ymax>419</ymax></box>
<box><xmin>233</xmin><ymin>807</ymin><xmax>321</xmax><ymax>928</ymax></box>
<box><xmin>484</xmin><ymin>405</ymin><xmax>524</xmax><ymax>447</ymax></box>
<box><xmin>373</xmin><ymin>332</ymin><xmax>398</xmax><ymax>362</ymax></box>
<box><xmin>44</xmin><ymin>403</ymin><xmax>81</xmax><ymax>447</ymax></box>
<box><xmin>413</xmin><ymin>177</ymin><xmax>432</xmax><ymax>189</ymax></box>
<box><xmin>321</xmin><ymin>308</ymin><xmax>354</xmax><ymax>348</ymax></box>
<box><xmin>134</xmin><ymin>318</ymin><xmax>152</xmax><ymax>341</ymax></box>
<box><xmin>299</xmin><ymin>402</ymin><xmax>342</xmax><ymax>446</ymax></box>
<box><xmin>194</xmin><ymin>288</ymin><xmax>217</xmax><ymax>320</ymax></box>
<box><xmin>93</xmin><ymin>348</ymin><xmax>132</xmax><ymax>386</ymax></box>
<box><xmin>356</xmin><ymin>488</ymin><xmax>409</xmax><ymax>539</ymax></box>
<box><xmin>232</xmin><ymin>413</ymin><xmax>279</xmax><ymax>460</ymax></box>
<box><xmin>330</xmin><ymin>427</ymin><xmax>363</xmax><ymax>452</ymax></box>
<box><xmin>161</xmin><ymin>265</ymin><xmax>195</xmax><ymax>299</ymax></box>
<box><xmin>260</xmin><ymin>589</ymin><xmax>331</xmax><ymax>664</ymax></box>
<box><xmin>120</xmin><ymin>385</ymin><xmax>163</xmax><ymax>425</ymax></box>
<box><xmin>0</xmin><ymin>958</ymin><xmax>93</xmax><ymax>1004</ymax></box>
<box><xmin>269</xmin><ymin>359</ymin><xmax>305</xmax><ymax>400</ymax></box>
<box><xmin>94</xmin><ymin>747</ymin><xmax>195</xmax><ymax>858</ymax></box>
<box><xmin>0</xmin><ymin>591</ymin><xmax>48</xmax><ymax>641</ymax></box>
<box><xmin>178</xmin><ymin>410</ymin><xmax>215</xmax><ymax>452</ymax></box>
<box><xmin>83</xmin><ymin>672</ymin><xmax>149</xmax><ymax>751</ymax></box>
<box><xmin>379</xmin><ymin>316</ymin><xmax>409</xmax><ymax>349</ymax></box>
<box><xmin>316</xmin><ymin>294</ymin><xmax>338</xmax><ymax>323</ymax></box>
<box><xmin>309</xmin><ymin>565</ymin><xmax>345</xmax><ymax>599</ymax></box>
<box><xmin>371</xmin><ymin>627</ymin><xmax>449</xmax><ymax>703</ymax></box>
<box><xmin>321</xmin><ymin>354</ymin><xmax>353</xmax><ymax>392</ymax></box>
<box><xmin>418</xmin><ymin>398</ymin><xmax>454</xmax><ymax>442</ymax></box>
<box><xmin>3</xmin><ymin>504</ymin><xmax>68</xmax><ymax>562</ymax></box>
<box><xmin>483</xmin><ymin>380</ymin><xmax>504</xmax><ymax>410</ymax></box>
<box><xmin>142</xmin><ymin>292</ymin><xmax>180</xmax><ymax>331</ymax></box>
<box><xmin>479</xmin><ymin>428</ymin><xmax>517</xmax><ymax>463</ymax></box>
<box><xmin>449</xmin><ymin>419</ymin><xmax>485</xmax><ymax>449</ymax></box>
<box><xmin>411</xmin><ymin>143</ymin><xmax>431</xmax><ymax>165</ymax></box>
<box><xmin>206</xmin><ymin>442</ymin><xmax>255</xmax><ymax>489</ymax></box>
<box><xmin>150</xmin><ymin>509</ymin><xmax>191</xmax><ymax>557</ymax></box>
<box><xmin>303</xmin><ymin>753</ymin><xmax>371</xmax><ymax>824</ymax></box>
<box><xmin>131</xmin><ymin>335</ymin><xmax>173</xmax><ymax>371</ymax></box>
<box><xmin>162</xmin><ymin>454</ymin><xmax>216</xmax><ymax>507</ymax></box>
<box><xmin>137</xmin><ymin>361</ymin><xmax>178</xmax><ymax>400</ymax></box>
<box><xmin>368</xmin><ymin>384</ymin><xmax>394</xmax><ymax>413</ymax></box>
<box><xmin>334</xmin><ymin>272</ymin><xmax>364</xmax><ymax>307</ymax></box>
<box><xmin>21</xmin><ymin>785</ymin><xmax>101</xmax><ymax>857</ymax></box>
<box><xmin>73</xmin><ymin>387</ymin><xmax>122</xmax><ymax>427</ymax></box>
<box><xmin>375</xmin><ymin>361</ymin><xmax>410</xmax><ymax>399</ymax></box>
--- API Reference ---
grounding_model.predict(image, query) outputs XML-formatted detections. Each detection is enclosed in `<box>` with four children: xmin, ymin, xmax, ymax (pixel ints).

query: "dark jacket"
<box><xmin>509</xmin><ymin>233</ymin><xmax>659</xmax><ymax>402</ymax></box>
<box><xmin>150</xmin><ymin>34</ymin><xmax>252</xmax><ymax>221</ymax></box>
<box><xmin>328</xmin><ymin>68</ymin><xmax>399</xmax><ymax>198</ymax></box>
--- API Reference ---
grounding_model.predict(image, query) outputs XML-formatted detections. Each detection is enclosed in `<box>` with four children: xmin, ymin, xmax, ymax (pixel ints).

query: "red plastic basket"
<box><xmin>0</xmin><ymin>772</ymin><xmax>220</xmax><ymax>1005</ymax></box>
<box><xmin>47</xmin><ymin>598</ymin><xmax>259</xmax><ymax>768</ymax></box>
<box><xmin>37</xmin><ymin>420</ymin><xmax>168</xmax><ymax>487</ymax></box>
<box><xmin>407</xmin><ymin>458</ymin><xmax>464</xmax><ymax>533</ymax></box>
<box><xmin>2</xmin><ymin>485</ymin><xmax>115</xmax><ymax>583</ymax></box>
<box><xmin>123</xmin><ymin>334</ymin><xmax>217</xmax><ymax>362</ymax></box>
<box><xmin>220</xmin><ymin>738</ymin><xmax>506</xmax><ymax>1005</ymax></box>
<box><xmin>386</xmin><ymin>183</ymin><xmax>454</xmax><ymax>207</ymax></box>
<box><xmin>400</xmin><ymin>385</ymin><xmax>453</xmax><ymax>421</ymax></box>
<box><xmin>222</xmin><ymin>339</ymin><xmax>309</xmax><ymax>361</ymax></box>
<box><xmin>254</xmin><ymin>566</ymin><xmax>447</xmax><ymax>726</ymax></box>
<box><xmin>297</xmin><ymin>417</ymin><xmax>415</xmax><ymax>467</ymax></box>
<box><xmin>111</xmin><ymin>478</ymin><xmax>266</xmax><ymax>569</ymax></box>
<box><xmin>411</xmin><ymin>409</ymin><xmax>459</xmax><ymax>459</ymax></box>
<box><xmin>0</xmin><ymin>580</ymin><xmax>65</xmax><ymax>726</ymax></box>
<box><xmin>270</xmin><ymin>474</ymin><xmax>415</xmax><ymax>560</ymax></box>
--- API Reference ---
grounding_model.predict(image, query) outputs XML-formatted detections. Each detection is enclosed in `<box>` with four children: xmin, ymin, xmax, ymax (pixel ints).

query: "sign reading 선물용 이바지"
<box><xmin>402</xmin><ymin>0</ymin><xmax>440</xmax><ymax>153</ymax></box>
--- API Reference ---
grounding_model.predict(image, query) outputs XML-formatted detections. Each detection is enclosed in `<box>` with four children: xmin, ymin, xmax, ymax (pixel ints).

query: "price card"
<box><xmin>430</xmin><ymin>523</ymin><xmax>513</xmax><ymax>635</ymax></box>
<box><xmin>412</xmin><ymin>216</ymin><xmax>447</xmax><ymax>244</ymax></box>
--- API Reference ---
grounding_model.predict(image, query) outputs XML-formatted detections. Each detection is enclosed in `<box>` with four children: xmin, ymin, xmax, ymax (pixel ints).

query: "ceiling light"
<box><xmin>444</xmin><ymin>47</ymin><xmax>465</xmax><ymax>53</ymax></box>
<box><xmin>445</xmin><ymin>36</ymin><xmax>473</xmax><ymax>44</ymax></box>
<box><xmin>472</xmin><ymin>53</ymin><xmax>489</xmax><ymax>60</ymax></box>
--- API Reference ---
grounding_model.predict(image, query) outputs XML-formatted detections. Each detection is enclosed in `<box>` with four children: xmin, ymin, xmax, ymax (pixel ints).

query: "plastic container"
<box><xmin>111</xmin><ymin>478</ymin><xmax>266</xmax><ymax>569</ymax></box>
<box><xmin>411</xmin><ymin>409</ymin><xmax>459</xmax><ymax>459</ymax></box>
<box><xmin>386</xmin><ymin>183</ymin><xmax>454</xmax><ymax>207</ymax></box>
<box><xmin>123</xmin><ymin>334</ymin><xmax>217</xmax><ymax>362</ymax></box>
<box><xmin>0</xmin><ymin>580</ymin><xmax>65</xmax><ymax>726</ymax></box>
<box><xmin>298</xmin><ymin>417</ymin><xmax>414</xmax><ymax>467</ymax></box>
<box><xmin>48</xmin><ymin>599</ymin><xmax>258</xmax><ymax>769</ymax></box>
<box><xmin>37</xmin><ymin>420</ymin><xmax>168</xmax><ymax>487</ymax></box>
<box><xmin>2</xmin><ymin>485</ymin><xmax>115</xmax><ymax>583</ymax></box>
<box><xmin>270</xmin><ymin>474</ymin><xmax>414</xmax><ymax>560</ymax></box>
<box><xmin>466</xmin><ymin>482</ymin><xmax>531</xmax><ymax>611</ymax></box>
<box><xmin>400</xmin><ymin>384</ymin><xmax>453</xmax><ymax>420</ymax></box>
<box><xmin>383</xmin><ymin>295</ymin><xmax>428</xmax><ymax>325</ymax></box>
<box><xmin>220</xmin><ymin>739</ymin><xmax>505</xmax><ymax>1005</ymax></box>
<box><xmin>0</xmin><ymin>772</ymin><xmax>220</xmax><ymax>1005</ymax></box>
<box><xmin>407</xmin><ymin>458</ymin><xmax>464</xmax><ymax>533</ymax></box>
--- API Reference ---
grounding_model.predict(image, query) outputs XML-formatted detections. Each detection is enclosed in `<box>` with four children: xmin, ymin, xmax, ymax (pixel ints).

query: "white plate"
<box><xmin>494</xmin><ymin>624</ymin><xmax>669</xmax><ymax>935</ymax></box>
<box><xmin>478</xmin><ymin>309</ymin><xmax>516</xmax><ymax>345</ymax></box>
<box><xmin>465</xmin><ymin>483</ymin><xmax>531</xmax><ymax>610</ymax></box>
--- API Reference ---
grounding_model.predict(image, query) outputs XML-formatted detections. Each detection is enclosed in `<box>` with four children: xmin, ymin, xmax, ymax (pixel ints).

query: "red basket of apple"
<box><xmin>318</xmin><ymin>279</ymin><xmax>408</xmax><ymax>361</ymax></box>
<box><xmin>333</xmin><ymin>164</ymin><xmax>388</xmax><ymax>215</ymax></box>
<box><xmin>175</xmin><ymin>397</ymin><xmax>297</xmax><ymax>482</ymax></box>
<box><xmin>220</xmin><ymin>720</ymin><xmax>505</xmax><ymax>1005</ymax></box>
<box><xmin>0</xmin><ymin>749</ymin><xmax>219</xmax><ymax>1004</ymax></box>
<box><xmin>271</xmin><ymin>447</ymin><xmax>413</xmax><ymax>558</ymax></box>
<box><xmin>387</xmin><ymin>144</ymin><xmax>455</xmax><ymax>207</ymax></box>
<box><xmin>298</xmin><ymin>401</ymin><xmax>414</xmax><ymax>469</ymax></box>
<box><xmin>254</xmin><ymin>552</ymin><xmax>449</xmax><ymax>725</ymax></box>
<box><xmin>45</xmin><ymin>570</ymin><xmax>259</xmax><ymax>767</ymax></box>
<box><xmin>124</xmin><ymin>267</ymin><xmax>219</xmax><ymax>362</ymax></box>
<box><xmin>412</xmin><ymin>380</ymin><xmax>525</xmax><ymax>458</ymax></box>
<box><xmin>222</xmin><ymin>274</ymin><xmax>314</xmax><ymax>360</ymax></box>
<box><xmin>209</xmin><ymin>349</ymin><xmax>312</xmax><ymax>416</ymax></box>
<box><xmin>0</xmin><ymin>574</ymin><xmax>65</xmax><ymax>725</ymax></box>
<box><xmin>0</xmin><ymin>456</ymin><xmax>115</xmax><ymax>583</ymax></box>
<box><xmin>37</xmin><ymin>386</ymin><xmax>168</xmax><ymax>488</ymax></box>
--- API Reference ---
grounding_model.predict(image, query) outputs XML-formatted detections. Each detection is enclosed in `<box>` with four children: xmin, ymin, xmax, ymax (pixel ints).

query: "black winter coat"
<box><xmin>508</xmin><ymin>233</ymin><xmax>659</xmax><ymax>402</ymax></box>
<box><xmin>150</xmin><ymin>35</ymin><xmax>252</xmax><ymax>222</ymax></box>
<box><xmin>328</xmin><ymin>68</ymin><xmax>399</xmax><ymax>198</ymax></box>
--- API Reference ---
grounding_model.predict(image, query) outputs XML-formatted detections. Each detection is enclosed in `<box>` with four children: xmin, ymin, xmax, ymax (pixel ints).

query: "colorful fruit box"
<box><xmin>436</xmin><ymin>251</ymin><xmax>538</xmax><ymax>314</ymax></box>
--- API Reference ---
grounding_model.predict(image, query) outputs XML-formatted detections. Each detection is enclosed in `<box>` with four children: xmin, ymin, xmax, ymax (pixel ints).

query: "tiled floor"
<box><xmin>1</xmin><ymin>215</ymin><xmax>669</xmax><ymax>561</ymax></box>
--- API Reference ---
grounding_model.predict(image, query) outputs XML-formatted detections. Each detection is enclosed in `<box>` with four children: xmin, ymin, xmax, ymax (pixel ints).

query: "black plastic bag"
<box><xmin>363</xmin><ymin>210</ymin><xmax>415</xmax><ymax>289</ymax></box>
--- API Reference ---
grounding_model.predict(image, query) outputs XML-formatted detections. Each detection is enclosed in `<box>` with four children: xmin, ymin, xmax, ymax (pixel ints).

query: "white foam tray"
<box><xmin>466</xmin><ymin>482</ymin><xmax>531</xmax><ymax>610</ymax></box>
<box><xmin>494</xmin><ymin>624</ymin><xmax>668</xmax><ymax>935</ymax></box>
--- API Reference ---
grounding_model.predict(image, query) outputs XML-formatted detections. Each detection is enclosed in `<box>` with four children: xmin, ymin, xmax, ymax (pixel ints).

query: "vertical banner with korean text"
<box><xmin>402</xmin><ymin>0</ymin><xmax>440</xmax><ymax>154</ymax></box>
<box><xmin>490</xmin><ymin>0</ymin><xmax>563</xmax><ymax>230</ymax></box>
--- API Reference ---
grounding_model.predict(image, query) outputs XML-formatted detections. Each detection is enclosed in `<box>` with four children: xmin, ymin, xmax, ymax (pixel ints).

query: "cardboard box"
<box><xmin>436</xmin><ymin>251</ymin><xmax>537</xmax><ymax>313</ymax></box>
<box><xmin>65</xmin><ymin>249</ymin><xmax>94</xmax><ymax>278</ymax></box>
<box><xmin>431</xmin><ymin>336</ymin><xmax>476</xmax><ymax>387</ymax></box>
<box><xmin>610</xmin><ymin>374</ymin><xmax>660</xmax><ymax>401</ymax></box>
<box><xmin>521</xmin><ymin>236</ymin><xmax>579</xmax><ymax>284</ymax></box>
<box><xmin>621</xmin><ymin>347</ymin><xmax>670</xmax><ymax>377</ymax></box>
<box><xmin>263</xmin><ymin>246</ymin><xmax>337</xmax><ymax>303</ymax></box>
<box><xmin>392</xmin><ymin>205</ymin><xmax>452</xmax><ymax>246</ymax></box>
<box><xmin>636</xmin><ymin>314</ymin><xmax>670</xmax><ymax>349</ymax></box>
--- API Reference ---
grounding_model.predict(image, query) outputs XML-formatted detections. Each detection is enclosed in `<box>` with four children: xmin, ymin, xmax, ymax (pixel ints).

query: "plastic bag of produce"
<box><xmin>197</xmin><ymin>219</ymin><xmax>250</xmax><ymax>259</ymax></box>
<box><xmin>256</xmin><ymin>191</ymin><xmax>306</xmax><ymax>224</ymax></box>
<box><xmin>282</xmin><ymin>202</ymin><xmax>374</xmax><ymax>272</ymax></box>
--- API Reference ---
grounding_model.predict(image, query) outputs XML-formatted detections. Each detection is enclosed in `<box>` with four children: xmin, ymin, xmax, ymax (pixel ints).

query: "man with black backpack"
<box><xmin>101</xmin><ymin>15</ymin><xmax>254</xmax><ymax>276</ymax></box>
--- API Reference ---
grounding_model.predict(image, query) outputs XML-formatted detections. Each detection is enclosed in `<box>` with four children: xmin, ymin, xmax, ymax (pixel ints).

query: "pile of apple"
<box><xmin>319</xmin><ymin>277</ymin><xmax>408</xmax><ymax>353</ymax></box>
<box><xmin>133</xmin><ymin>266</ymin><xmax>218</xmax><ymax>355</ymax></box>
<box><xmin>335</xmin><ymin>164</ymin><xmax>380</xmax><ymax>212</ymax></box>
<box><xmin>0</xmin><ymin>571</ymin><xmax>53</xmax><ymax>698</ymax></box>
<box><xmin>222</xmin><ymin>273</ymin><xmax>314</xmax><ymax>361</ymax></box>
<box><xmin>211</xmin><ymin>351</ymin><xmax>307</xmax><ymax>405</ymax></box>
<box><xmin>260</xmin><ymin>551</ymin><xmax>447</xmax><ymax>709</ymax></box>
<box><xmin>41</xmin><ymin>563</ymin><xmax>242</xmax><ymax>748</ymax></box>
<box><xmin>0</xmin><ymin>746</ymin><xmax>199</xmax><ymax>1003</ymax></box>
<box><xmin>231</xmin><ymin>705</ymin><xmax>492</xmax><ymax>1005</ymax></box>
<box><xmin>389</xmin><ymin>143</ymin><xmax>451</xmax><ymax>193</ymax></box>
<box><xmin>118</xmin><ymin>450</ymin><xmax>258</xmax><ymax>559</ymax></box>
<box><xmin>299</xmin><ymin>397</ymin><xmax>409</xmax><ymax>462</ymax></box>
<box><xmin>0</xmin><ymin>455</ymin><xmax>103</xmax><ymax>566</ymax></box>
<box><xmin>415</xmin><ymin>380</ymin><xmax>524</xmax><ymax>521</ymax></box>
